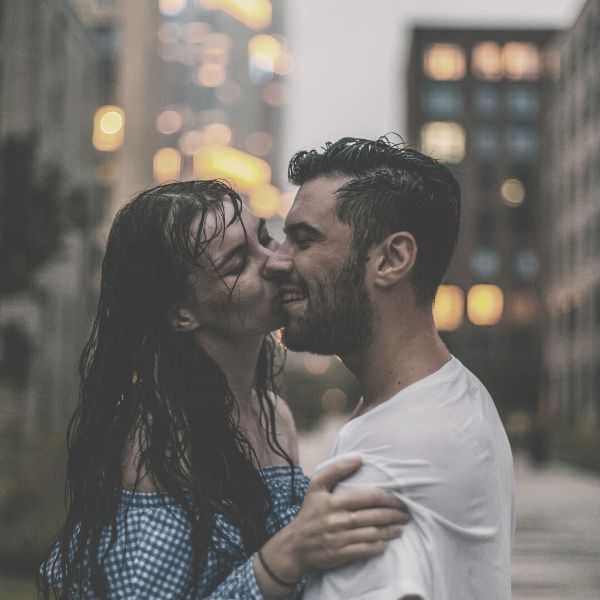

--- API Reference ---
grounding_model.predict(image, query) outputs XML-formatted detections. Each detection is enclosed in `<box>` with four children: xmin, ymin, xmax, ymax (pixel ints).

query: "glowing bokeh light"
<box><xmin>503</xmin><ymin>42</ymin><xmax>541</xmax><ymax>80</ymax></box>
<box><xmin>321</xmin><ymin>389</ymin><xmax>348</xmax><ymax>415</ymax></box>
<box><xmin>433</xmin><ymin>285</ymin><xmax>464</xmax><ymax>331</ymax></box>
<box><xmin>246</xmin><ymin>131</ymin><xmax>273</xmax><ymax>156</ymax></box>
<box><xmin>159</xmin><ymin>0</ymin><xmax>187</xmax><ymax>17</ymax></box>
<box><xmin>194</xmin><ymin>146</ymin><xmax>271</xmax><ymax>194</ymax></box>
<box><xmin>204</xmin><ymin>122</ymin><xmax>232</xmax><ymax>146</ymax></box>
<box><xmin>472</xmin><ymin>42</ymin><xmax>503</xmax><ymax>80</ymax></box>
<box><xmin>197</xmin><ymin>0</ymin><xmax>272</xmax><ymax>30</ymax></box>
<box><xmin>197</xmin><ymin>63</ymin><xmax>226</xmax><ymax>87</ymax></box>
<box><xmin>467</xmin><ymin>285</ymin><xmax>504</xmax><ymax>326</ymax></box>
<box><xmin>93</xmin><ymin>105</ymin><xmax>125</xmax><ymax>152</ymax></box>
<box><xmin>217</xmin><ymin>81</ymin><xmax>242</xmax><ymax>103</ymax></box>
<box><xmin>423</xmin><ymin>44</ymin><xmax>466</xmax><ymax>80</ymax></box>
<box><xmin>153</xmin><ymin>147</ymin><xmax>182</xmax><ymax>183</ymax></box>
<box><xmin>500</xmin><ymin>179</ymin><xmax>526</xmax><ymax>206</ymax></box>
<box><xmin>420</xmin><ymin>121</ymin><xmax>465</xmax><ymax>163</ymax></box>
<box><xmin>249</xmin><ymin>184</ymin><xmax>280</xmax><ymax>219</ymax></box>
<box><xmin>179</xmin><ymin>130</ymin><xmax>206</xmax><ymax>155</ymax></box>
<box><xmin>156</xmin><ymin>110</ymin><xmax>183</xmax><ymax>135</ymax></box>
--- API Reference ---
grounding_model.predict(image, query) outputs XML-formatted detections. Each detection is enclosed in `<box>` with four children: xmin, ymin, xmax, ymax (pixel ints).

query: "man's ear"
<box><xmin>168</xmin><ymin>306</ymin><xmax>201</xmax><ymax>332</ymax></box>
<box><xmin>371</xmin><ymin>231</ymin><xmax>417</xmax><ymax>288</ymax></box>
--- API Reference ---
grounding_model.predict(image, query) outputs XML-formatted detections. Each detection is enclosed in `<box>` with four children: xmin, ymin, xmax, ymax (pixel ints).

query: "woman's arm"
<box><xmin>252</xmin><ymin>456</ymin><xmax>409</xmax><ymax>599</ymax></box>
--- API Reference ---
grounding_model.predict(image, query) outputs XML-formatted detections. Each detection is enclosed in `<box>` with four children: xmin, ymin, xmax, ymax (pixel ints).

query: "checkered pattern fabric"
<box><xmin>42</xmin><ymin>465</ymin><xmax>310</xmax><ymax>599</ymax></box>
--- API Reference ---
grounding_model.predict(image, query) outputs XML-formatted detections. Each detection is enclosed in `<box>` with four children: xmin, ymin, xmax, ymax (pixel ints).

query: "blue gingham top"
<box><xmin>42</xmin><ymin>465</ymin><xmax>310</xmax><ymax>599</ymax></box>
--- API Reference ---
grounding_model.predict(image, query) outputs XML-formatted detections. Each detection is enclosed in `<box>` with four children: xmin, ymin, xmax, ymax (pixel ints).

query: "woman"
<box><xmin>40</xmin><ymin>180</ymin><xmax>407</xmax><ymax>599</ymax></box>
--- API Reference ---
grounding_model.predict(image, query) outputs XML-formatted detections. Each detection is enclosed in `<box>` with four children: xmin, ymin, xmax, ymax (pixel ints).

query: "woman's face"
<box><xmin>183</xmin><ymin>198</ymin><xmax>283</xmax><ymax>341</ymax></box>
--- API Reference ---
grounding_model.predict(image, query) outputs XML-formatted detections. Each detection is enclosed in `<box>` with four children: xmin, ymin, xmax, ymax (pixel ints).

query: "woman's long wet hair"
<box><xmin>39</xmin><ymin>180</ymin><xmax>293</xmax><ymax>598</ymax></box>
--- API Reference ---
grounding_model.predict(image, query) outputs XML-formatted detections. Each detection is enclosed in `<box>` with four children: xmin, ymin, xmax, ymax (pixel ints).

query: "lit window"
<box><xmin>500</xmin><ymin>178</ymin><xmax>526</xmax><ymax>206</ymax></box>
<box><xmin>470</xmin><ymin>247</ymin><xmax>499</xmax><ymax>279</ymax></box>
<box><xmin>420</xmin><ymin>121</ymin><xmax>465</xmax><ymax>164</ymax></box>
<box><xmin>153</xmin><ymin>148</ymin><xmax>182</xmax><ymax>183</ymax></box>
<box><xmin>474</xmin><ymin>83</ymin><xmax>499</xmax><ymax>118</ymax></box>
<box><xmin>422</xmin><ymin>82</ymin><xmax>463</xmax><ymax>118</ymax></box>
<box><xmin>502</xmin><ymin>42</ymin><xmax>541</xmax><ymax>80</ymax></box>
<box><xmin>506</xmin><ymin>127</ymin><xmax>537</xmax><ymax>161</ymax></box>
<box><xmin>473</xmin><ymin>126</ymin><xmax>498</xmax><ymax>162</ymax></box>
<box><xmin>423</xmin><ymin>44</ymin><xmax>466</xmax><ymax>80</ymax></box>
<box><xmin>472</xmin><ymin>42</ymin><xmax>503</xmax><ymax>80</ymax></box>
<box><xmin>513</xmin><ymin>248</ymin><xmax>539</xmax><ymax>280</ymax></box>
<box><xmin>467</xmin><ymin>285</ymin><xmax>504</xmax><ymax>326</ymax></box>
<box><xmin>506</xmin><ymin>85</ymin><xmax>539</xmax><ymax>121</ymax></box>
<box><xmin>197</xmin><ymin>0</ymin><xmax>272</xmax><ymax>30</ymax></box>
<box><xmin>507</xmin><ymin>290</ymin><xmax>538</xmax><ymax>324</ymax></box>
<box><xmin>93</xmin><ymin>105</ymin><xmax>125</xmax><ymax>152</ymax></box>
<box><xmin>433</xmin><ymin>285</ymin><xmax>464</xmax><ymax>331</ymax></box>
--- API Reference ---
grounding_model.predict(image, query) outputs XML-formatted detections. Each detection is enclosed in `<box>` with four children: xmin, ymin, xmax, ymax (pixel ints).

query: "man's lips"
<box><xmin>277</xmin><ymin>287</ymin><xmax>307</xmax><ymax>305</ymax></box>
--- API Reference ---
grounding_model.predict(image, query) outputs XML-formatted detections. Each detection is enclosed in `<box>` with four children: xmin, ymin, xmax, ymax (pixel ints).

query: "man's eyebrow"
<box><xmin>283</xmin><ymin>222</ymin><xmax>324</xmax><ymax>238</ymax></box>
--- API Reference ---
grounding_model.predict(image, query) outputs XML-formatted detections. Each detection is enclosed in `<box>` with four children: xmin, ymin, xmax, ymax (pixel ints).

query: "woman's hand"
<box><xmin>254</xmin><ymin>456</ymin><xmax>409</xmax><ymax>597</ymax></box>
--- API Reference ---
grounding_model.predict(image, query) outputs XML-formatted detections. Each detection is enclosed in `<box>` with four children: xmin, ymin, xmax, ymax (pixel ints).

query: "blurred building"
<box><xmin>407</xmin><ymin>27</ymin><xmax>557</xmax><ymax>417</ymax></box>
<box><xmin>109</xmin><ymin>0</ymin><xmax>291</xmax><ymax>222</ymax></box>
<box><xmin>0</xmin><ymin>0</ymin><xmax>113</xmax><ymax>429</ymax></box>
<box><xmin>543</xmin><ymin>0</ymin><xmax>600</xmax><ymax>432</ymax></box>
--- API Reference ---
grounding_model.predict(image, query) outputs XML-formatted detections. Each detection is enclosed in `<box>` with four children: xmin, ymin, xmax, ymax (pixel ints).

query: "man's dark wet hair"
<box><xmin>288</xmin><ymin>135</ymin><xmax>461</xmax><ymax>304</ymax></box>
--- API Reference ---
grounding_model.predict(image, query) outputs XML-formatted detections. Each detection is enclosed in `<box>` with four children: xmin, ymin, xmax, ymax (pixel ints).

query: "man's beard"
<box><xmin>282</xmin><ymin>252</ymin><xmax>374</xmax><ymax>356</ymax></box>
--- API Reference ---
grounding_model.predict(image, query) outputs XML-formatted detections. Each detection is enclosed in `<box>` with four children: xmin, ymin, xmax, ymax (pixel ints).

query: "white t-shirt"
<box><xmin>303</xmin><ymin>356</ymin><xmax>515</xmax><ymax>600</ymax></box>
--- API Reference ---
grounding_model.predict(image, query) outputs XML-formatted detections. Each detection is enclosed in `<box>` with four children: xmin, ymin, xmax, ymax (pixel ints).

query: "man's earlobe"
<box><xmin>373</xmin><ymin>232</ymin><xmax>417</xmax><ymax>287</ymax></box>
<box><xmin>168</xmin><ymin>306</ymin><xmax>200</xmax><ymax>332</ymax></box>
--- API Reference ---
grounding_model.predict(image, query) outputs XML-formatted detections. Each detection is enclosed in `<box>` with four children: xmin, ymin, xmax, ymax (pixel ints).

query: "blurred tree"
<box><xmin>0</xmin><ymin>134</ymin><xmax>93</xmax><ymax>296</ymax></box>
<box><xmin>0</xmin><ymin>135</ymin><xmax>62</xmax><ymax>295</ymax></box>
<box><xmin>0</xmin><ymin>135</ymin><xmax>97</xmax><ymax>391</ymax></box>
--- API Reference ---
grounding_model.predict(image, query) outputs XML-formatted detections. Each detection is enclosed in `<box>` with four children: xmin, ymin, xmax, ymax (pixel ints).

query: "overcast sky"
<box><xmin>281</xmin><ymin>0</ymin><xmax>586</xmax><ymax>187</ymax></box>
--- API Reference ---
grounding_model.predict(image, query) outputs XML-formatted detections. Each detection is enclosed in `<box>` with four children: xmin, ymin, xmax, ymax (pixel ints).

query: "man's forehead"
<box><xmin>286</xmin><ymin>175</ymin><xmax>351</xmax><ymax>225</ymax></box>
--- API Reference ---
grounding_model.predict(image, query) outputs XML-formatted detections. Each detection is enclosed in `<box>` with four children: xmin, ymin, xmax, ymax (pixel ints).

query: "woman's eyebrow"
<box><xmin>214</xmin><ymin>244</ymin><xmax>245</xmax><ymax>269</ymax></box>
<box><xmin>215</xmin><ymin>218</ymin><xmax>265</xmax><ymax>269</ymax></box>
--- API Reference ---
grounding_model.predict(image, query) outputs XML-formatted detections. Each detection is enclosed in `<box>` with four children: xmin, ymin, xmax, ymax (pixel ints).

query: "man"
<box><xmin>265</xmin><ymin>136</ymin><xmax>515</xmax><ymax>600</ymax></box>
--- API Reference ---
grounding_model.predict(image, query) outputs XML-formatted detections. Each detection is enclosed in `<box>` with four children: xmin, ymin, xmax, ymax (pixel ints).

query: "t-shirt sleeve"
<box><xmin>303</xmin><ymin>454</ymin><xmax>433</xmax><ymax>600</ymax></box>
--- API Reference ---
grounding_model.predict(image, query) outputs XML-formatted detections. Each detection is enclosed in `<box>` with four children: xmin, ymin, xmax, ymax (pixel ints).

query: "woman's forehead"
<box><xmin>201</xmin><ymin>199</ymin><xmax>257</xmax><ymax>255</ymax></box>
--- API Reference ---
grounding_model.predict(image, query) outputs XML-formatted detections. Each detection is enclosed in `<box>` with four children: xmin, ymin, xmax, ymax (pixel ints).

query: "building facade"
<box><xmin>407</xmin><ymin>27</ymin><xmax>557</xmax><ymax>418</ymax></box>
<box><xmin>543</xmin><ymin>0</ymin><xmax>600</xmax><ymax>432</ymax></box>
<box><xmin>0</xmin><ymin>0</ymin><xmax>110</xmax><ymax>429</ymax></box>
<box><xmin>110</xmin><ymin>0</ymin><xmax>289</xmax><ymax>221</ymax></box>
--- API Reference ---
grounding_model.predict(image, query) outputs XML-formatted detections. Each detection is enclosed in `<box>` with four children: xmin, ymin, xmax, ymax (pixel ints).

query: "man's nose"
<box><xmin>264</xmin><ymin>245</ymin><xmax>294</xmax><ymax>279</ymax></box>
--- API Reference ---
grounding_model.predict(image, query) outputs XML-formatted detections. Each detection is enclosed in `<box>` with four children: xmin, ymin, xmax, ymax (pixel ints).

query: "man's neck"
<box><xmin>344</xmin><ymin>312</ymin><xmax>451</xmax><ymax>415</ymax></box>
